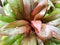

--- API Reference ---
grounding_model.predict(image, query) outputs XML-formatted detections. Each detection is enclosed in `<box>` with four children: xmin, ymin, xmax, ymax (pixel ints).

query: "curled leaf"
<box><xmin>34</xmin><ymin>7</ymin><xmax>47</xmax><ymax>20</ymax></box>
<box><xmin>33</xmin><ymin>0</ymin><xmax>38</xmax><ymax>7</ymax></box>
<box><xmin>31</xmin><ymin>0</ymin><xmax>48</xmax><ymax>18</ymax></box>
<box><xmin>31</xmin><ymin>20</ymin><xmax>60</xmax><ymax>42</ymax></box>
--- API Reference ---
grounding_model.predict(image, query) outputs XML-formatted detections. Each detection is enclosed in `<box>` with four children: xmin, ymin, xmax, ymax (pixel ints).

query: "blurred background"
<box><xmin>0</xmin><ymin>0</ymin><xmax>5</xmax><ymax>14</ymax></box>
<box><xmin>0</xmin><ymin>0</ymin><xmax>2</xmax><ymax>6</ymax></box>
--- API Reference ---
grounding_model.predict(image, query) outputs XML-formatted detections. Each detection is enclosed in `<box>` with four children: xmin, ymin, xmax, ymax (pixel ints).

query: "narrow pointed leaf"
<box><xmin>43</xmin><ymin>8</ymin><xmax>60</xmax><ymax>22</ymax></box>
<box><xmin>31</xmin><ymin>0</ymin><xmax>48</xmax><ymax>18</ymax></box>
<box><xmin>48</xmin><ymin>18</ymin><xmax>60</xmax><ymax>26</ymax></box>
<box><xmin>34</xmin><ymin>7</ymin><xmax>46</xmax><ymax>20</ymax></box>
<box><xmin>7</xmin><ymin>0</ymin><xmax>24</xmax><ymax>19</ymax></box>
<box><xmin>0</xmin><ymin>14</ymin><xmax>16</xmax><ymax>22</ymax></box>
<box><xmin>37</xmin><ymin>38</ymin><xmax>44</xmax><ymax>45</ymax></box>
<box><xmin>52</xmin><ymin>38</ymin><xmax>60</xmax><ymax>44</ymax></box>
<box><xmin>0</xmin><ymin>20</ymin><xmax>31</xmax><ymax>36</ymax></box>
<box><xmin>21</xmin><ymin>35</ymin><xmax>37</xmax><ymax>45</ymax></box>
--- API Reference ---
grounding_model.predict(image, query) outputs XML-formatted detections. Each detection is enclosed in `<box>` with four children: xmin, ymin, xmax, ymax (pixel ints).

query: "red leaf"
<box><xmin>34</xmin><ymin>7</ymin><xmax>47</xmax><ymax>20</ymax></box>
<box><xmin>31</xmin><ymin>0</ymin><xmax>48</xmax><ymax>18</ymax></box>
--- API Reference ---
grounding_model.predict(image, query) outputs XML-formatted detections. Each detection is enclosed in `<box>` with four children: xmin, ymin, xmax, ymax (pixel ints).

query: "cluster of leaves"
<box><xmin>0</xmin><ymin>0</ymin><xmax>60</xmax><ymax>45</ymax></box>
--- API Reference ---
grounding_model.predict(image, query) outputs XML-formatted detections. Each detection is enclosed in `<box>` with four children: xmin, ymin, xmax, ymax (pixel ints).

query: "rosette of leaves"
<box><xmin>0</xmin><ymin>0</ymin><xmax>60</xmax><ymax>45</ymax></box>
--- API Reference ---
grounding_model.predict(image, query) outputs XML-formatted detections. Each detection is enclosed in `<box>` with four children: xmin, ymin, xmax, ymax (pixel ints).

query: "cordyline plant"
<box><xmin>0</xmin><ymin>0</ymin><xmax>60</xmax><ymax>45</ymax></box>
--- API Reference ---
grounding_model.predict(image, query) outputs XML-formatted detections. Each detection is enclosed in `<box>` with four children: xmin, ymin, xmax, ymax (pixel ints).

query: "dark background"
<box><xmin>0</xmin><ymin>0</ymin><xmax>2</xmax><ymax>6</ymax></box>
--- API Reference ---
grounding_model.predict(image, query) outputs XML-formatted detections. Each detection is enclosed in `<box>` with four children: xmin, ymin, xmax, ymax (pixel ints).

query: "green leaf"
<box><xmin>21</xmin><ymin>35</ymin><xmax>37</xmax><ymax>45</ymax></box>
<box><xmin>0</xmin><ymin>14</ymin><xmax>16</xmax><ymax>22</ymax></box>
<box><xmin>56</xmin><ymin>44</ymin><xmax>60</xmax><ymax>45</ymax></box>
<box><xmin>45</xmin><ymin>41</ymin><xmax>56</xmax><ymax>45</ymax></box>
<box><xmin>13</xmin><ymin>35</ymin><xmax>23</xmax><ymax>45</ymax></box>
<box><xmin>57</xmin><ymin>25</ymin><xmax>60</xmax><ymax>28</ymax></box>
<box><xmin>0</xmin><ymin>34</ymin><xmax>23</xmax><ymax>45</ymax></box>
<box><xmin>3</xmin><ymin>20</ymin><xmax>29</xmax><ymax>28</ymax></box>
<box><xmin>3</xmin><ymin>1</ymin><xmax>8</xmax><ymax>6</ymax></box>
<box><xmin>1</xmin><ymin>0</ymin><xmax>8</xmax><ymax>6</ymax></box>
<box><xmin>43</xmin><ymin>8</ymin><xmax>60</xmax><ymax>22</ymax></box>
<box><xmin>5</xmin><ymin>34</ymin><xmax>23</xmax><ymax>45</ymax></box>
<box><xmin>1</xmin><ymin>36</ymin><xmax>8</xmax><ymax>41</ymax></box>
<box><xmin>55</xmin><ymin>1</ymin><xmax>60</xmax><ymax>8</ymax></box>
<box><xmin>0</xmin><ymin>20</ymin><xmax>30</xmax><ymax>36</ymax></box>
<box><xmin>52</xmin><ymin>38</ymin><xmax>60</xmax><ymax>44</ymax></box>
<box><xmin>7</xmin><ymin>0</ymin><xmax>24</xmax><ymax>19</ymax></box>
